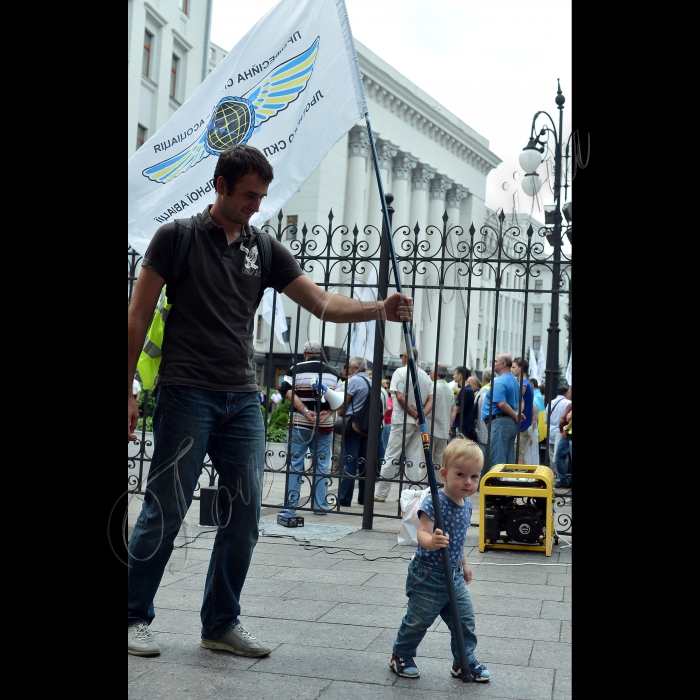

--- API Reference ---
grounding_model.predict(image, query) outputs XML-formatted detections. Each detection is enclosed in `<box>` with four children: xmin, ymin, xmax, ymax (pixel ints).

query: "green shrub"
<box><xmin>267</xmin><ymin>400</ymin><xmax>291</xmax><ymax>441</ymax></box>
<box><xmin>266</xmin><ymin>427</ymin><xmax>288</xmax><ymax>443</ymax></box>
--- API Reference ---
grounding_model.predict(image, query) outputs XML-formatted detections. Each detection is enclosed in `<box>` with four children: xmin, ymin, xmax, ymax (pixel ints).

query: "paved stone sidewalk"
<box><xmin>128</xmin><ymin>493</ymin><xmax>572</xmax><ymax>699</ymax></box>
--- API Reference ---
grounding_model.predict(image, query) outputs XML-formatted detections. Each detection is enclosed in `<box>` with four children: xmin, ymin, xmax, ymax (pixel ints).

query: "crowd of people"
<box><xmin>273</xmin><ymin>347</ymin><xmax>572</xmax><ymax>516</ymax></box>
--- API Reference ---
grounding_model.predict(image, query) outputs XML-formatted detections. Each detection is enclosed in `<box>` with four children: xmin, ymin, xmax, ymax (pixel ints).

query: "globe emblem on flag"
<box><xmin>206</xmin><ymin>97</ymin><xmax>253</xmax><ymax>153</ymax></box>
<box><xmin>142</xmin><ymin>38</ymin><xmax>320</xmax><ymax>184</ymax></box>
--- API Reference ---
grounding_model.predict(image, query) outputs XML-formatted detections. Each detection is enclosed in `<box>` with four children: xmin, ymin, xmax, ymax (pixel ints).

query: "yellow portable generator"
<box><xmin>479</xmin><ymin>464</ymin><xmax>557</xmax><ymax>556</ymax></box>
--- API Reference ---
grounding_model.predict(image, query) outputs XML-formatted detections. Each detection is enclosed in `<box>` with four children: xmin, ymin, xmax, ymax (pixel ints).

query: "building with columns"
<box><xmin>127</xmin><ymin>0</ymin><xmax>225</xmax><ymax>159</ymax></box>
<box><xmin>254</xmin><ymin>40</ymin><xmax>511</xmax><ymax>386</ymax></box>
<box><xmin>126</xmin><ymin>8</ymin><xmax>568</xmax><ymax>387</ymax></box>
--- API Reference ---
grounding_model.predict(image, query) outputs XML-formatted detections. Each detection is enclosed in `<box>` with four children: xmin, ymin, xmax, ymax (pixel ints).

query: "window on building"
<box><xmin>535</xmin><ymin>280</ymin><xmax>543</xmax><ymax>294</ymax></box>
<box><xmin>533</xmin><ymin>336</ymin><xmax>541</xmax><ymax>351</ymax></box>
<box><xmin>170</xmin><ymin>54</ymin><xmax>180</xmax><ymax>100</ymax></box>
<box><xmin>178</xmin><ymin>0</ymin><xmax>190</xmax><ymax>15</ymax></box>
<box><xmin>136</xmin><ymin>124</ymin><xmax>147</xmax><ymax>151</ymax></box>
<box><xmin>477</xmin><ymin>323</ymin><xmax>481</xmax><ymax>340</ymax></box>
<box><xmin>286</xmin><ymin>215</ymin><xmax>298</xmax><ymax>240</ymax></box>
<box><xmin>142</xmin><ymin>30</ymin><xmax>153</xmax><ymax>77</ymax></box>
<box><xmin>275</xmin><ymin>366</ymin><xmax>287</xmax><ymax>388</ymax></box>
<box><xmin>257</xmin><ymin>315</ymin><xmax>263</xmax><ymax>340</ymax></box>
<box><xmin>534</xmin><ymin>307</ymin><xmax>542</xmax><ymax>322</ymax></box>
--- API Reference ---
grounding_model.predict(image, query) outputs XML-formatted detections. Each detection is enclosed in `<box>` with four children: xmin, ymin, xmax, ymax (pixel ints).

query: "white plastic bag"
<box><xmin>397</xmin><ymin>487</ymin><xmax>431</xmax><ymax>546</ymax></box>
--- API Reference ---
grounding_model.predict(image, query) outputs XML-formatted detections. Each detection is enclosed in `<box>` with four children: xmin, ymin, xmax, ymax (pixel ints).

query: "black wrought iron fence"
<box><xmin>128</xmin><ymin>196</ymin><xmax>571</xmax><ymax>535</ymax></box>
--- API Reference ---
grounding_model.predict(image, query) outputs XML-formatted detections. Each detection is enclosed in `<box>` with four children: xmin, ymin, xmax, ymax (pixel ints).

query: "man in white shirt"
<box><xmin>546</xmin><ymin>385</ymin><xmax>571</xmax><ymax>465</ymax></box>
<box><xmin>426</xmin><ymin>363</ymin><xmax>453</xmax><ymax>471</ymax></box>
<box><xmin>374</xmin><ymin>347</ymin><xmax>433</xmax><ymax>502</ymax></box>
<box><xmin>270</xmin><ymin>388</ymin><xmax>282</xmax><ymax>411</ymax></box>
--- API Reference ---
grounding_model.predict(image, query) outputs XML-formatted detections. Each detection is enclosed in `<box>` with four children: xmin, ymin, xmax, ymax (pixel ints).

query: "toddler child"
<box><xmin>388</xmin><ymin>438</ymin><xmax>490</xmax><ymax>682</ymax></box>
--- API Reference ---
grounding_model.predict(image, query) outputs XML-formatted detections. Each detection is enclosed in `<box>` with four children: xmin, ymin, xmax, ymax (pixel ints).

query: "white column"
<box><xmin>438</xmin><ymin>185</ymin><xmax>468</xmax><ymax>368</ymax></box>
<box><xmin>343</xmin><ymin>125</ymin><xmax>370</xmax><ymax>233</ymax></box>
<box><xmin>366</xmin><ymin>138</ymin><xmax>399</xmax><ymax>235</ymax></box>
<box><xmin>325</xmin><ymin>125</ymin><xmax>369</xmax><ymax>350</ymax></box>
<box><xmin>390</xmin><ymin>152</ymin><xmax>417</xmax><ymax>230</ymax></box>
<box><xmin>366</xmin><ymin>138</ymin><xmax>398</xmax><ymax>304</ymax></box>
<box><xmin>384</xmin><ymin>152</ymin><xmax>417</xmax><ymax>357</ymax></box>
<box><xmin>409</xmin><ymin>165</ymin><xmax>435</xmax><ymax>359</ymax></box>
<box><xmin>460</xmin><ymin>193</ymin><xmax>486</xmax><ymax>240</ymax></box>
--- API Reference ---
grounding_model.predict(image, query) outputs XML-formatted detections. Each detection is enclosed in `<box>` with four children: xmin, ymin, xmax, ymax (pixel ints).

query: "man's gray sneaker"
<box><xmin>128</xmin><ymin>622</ymin><xmax>161</xmax><ymax>656</ymax></box>
<box><xmin>200</xmin><ymin>624</ymin><xmax>272</xmax><ymax>657</ymax></box>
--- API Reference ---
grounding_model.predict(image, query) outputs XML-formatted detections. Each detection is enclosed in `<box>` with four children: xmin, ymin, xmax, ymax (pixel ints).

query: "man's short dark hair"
<box><xmin>514</xmin><ymin>357</ymin><xmax>529</xmax><ymax>375</ymax></box>
<box><xmin>455</xmin><ymin>366</ymin><xmax>467</xmax><ymax>386</ymax></box>
<box><xmin>212</xmin><ymin>144</ymin><xmax>274</xmax><ymax>194</ymax></box>
<box><xmin>437</xmin><ymin>363</ymin><xmax>447</xmax><ymax>378</ymax></box>
<box><xmin>557</xmin><ymin>385</ymin><xmax>568</xmax><ymax>395</ymax></box>
<box><xmin>530</xmin><ymin>378</ymin><xmax>539</xmax><ymax>388</ymax></box>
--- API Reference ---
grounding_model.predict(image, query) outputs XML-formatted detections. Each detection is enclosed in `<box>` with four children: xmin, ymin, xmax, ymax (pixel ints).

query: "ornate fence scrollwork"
<box><xmin>128</xmin><ymin>205</ymin><xmax>571</xmax><ymax>535</ymax></box>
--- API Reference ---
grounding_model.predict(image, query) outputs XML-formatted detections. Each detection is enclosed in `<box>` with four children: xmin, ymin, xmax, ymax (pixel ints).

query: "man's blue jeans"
<box><xmin>554</xmin><ymin>437</ymin><xmax>572</xmax><ymax>485</ymax></box>
<box><xmin>376</xmin><ymin>425</ymin><xmax>387</xmax><ymax>475</ymax></box>
<box><xmin>280</xmin><ymin>427</ymin><xmax>333</xmax><ymax>515</ymax></box>
<box><xmin>394</xmin><ymin>557</ymin><xmax>479</xmax><ymax>668</ymax></box>
<box><xmin>381</xmin><ymin>423</ymin><xmax>392</xmax><ymax>452</ymax></box>
<box><xmin>487</xmin><ymin>416</ymin><xmax>518</xmax><ymax>469</ymax></box>
<box><xmin>127</xmin><ymin>386</ymin><xmax>265</xmax><ymax>640</ymax></box>
<box><xmin>339</xmin><ymin>427</ymin><xmax>368</xmax><ymax>506</ymax></box>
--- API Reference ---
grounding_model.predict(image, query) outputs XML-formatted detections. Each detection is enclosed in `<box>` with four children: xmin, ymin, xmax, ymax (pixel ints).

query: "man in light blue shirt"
<box><xmin>481</xmin><ymin>354</ymin><xmax>522</xmax><ymax>469</ymax></box>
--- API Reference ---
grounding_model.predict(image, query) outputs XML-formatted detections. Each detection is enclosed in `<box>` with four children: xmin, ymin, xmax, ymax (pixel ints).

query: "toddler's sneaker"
<box><xmin>389</xmin><ymin>654</ymin><xmax>420</xmax><ymax>678</ymax></box>
<box><xmin>451</xmin><ymin>659</ymin><xmax>491</xmax><ymax>682</ymax></box>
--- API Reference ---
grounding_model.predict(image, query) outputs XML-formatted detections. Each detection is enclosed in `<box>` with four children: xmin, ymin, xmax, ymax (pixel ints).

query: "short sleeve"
<box><xmin>492</xmin><ymin>376</ymin><xmax>507</xmax><ymax>404</ymax></box>
<box><xmin>142</xmin><ymin>221</ymin><xmax>179</xmax><ymax>282</ymax></box>
<box><xmin>269</xmin><ymin>237</ymin><xmax>304</xmax><ymax>293</ymax></box>
<box><xmin>417</xmin><ymin>494</ymin><xmax>435</xmax><ymax>523</ymax></box>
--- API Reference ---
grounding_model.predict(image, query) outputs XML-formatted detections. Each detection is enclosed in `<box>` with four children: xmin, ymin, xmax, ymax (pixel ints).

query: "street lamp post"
<box><xmin>519</xmin><ymin>80</ymin><xmax>573</xmax><ymax>458</ymax></box>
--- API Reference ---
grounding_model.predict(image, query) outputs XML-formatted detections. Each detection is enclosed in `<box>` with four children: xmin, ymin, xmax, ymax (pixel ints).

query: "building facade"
<box><xmin>251</xmin><ymin>41</ymin><xmax>568</xmax><ymax>386</ymax></box>
<box><xmin>126</xmin><ymin>8</ymin><xmax>569</xmax><ymax>388</ymax></box>
<box><xmin>127</xmin><ymin>0</ymin><xmax>220</xmax><ymax>159</ymax></box>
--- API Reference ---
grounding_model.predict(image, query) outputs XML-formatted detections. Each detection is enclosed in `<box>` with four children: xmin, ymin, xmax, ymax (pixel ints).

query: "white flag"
<box><xmin>537</xmin><ymin>345</ymin><xmax>546</xmax><ymax>384</ymax></box>
<box><xmin>128</xmin><ymin>0</ymin><xmax>367</xmax><ymax>255</ymax></box>
<box><xmin>349</xmin><ymin>268</ymin><xmax>378</xmax><ymax>360</ymax></box>
<box><xmin>565</xmin><ymin>352</ymin><xmax>572</xmax><ymax>385</ymax></box>
<box><xmin>529</xmin><ymin>346</ymin><xmax>540</xmax><ymax>383</ymax></box>
<box><xmin>262</xmin><ymin>288</ymin><xmax>289</xmax><ymax>344</ymax></box>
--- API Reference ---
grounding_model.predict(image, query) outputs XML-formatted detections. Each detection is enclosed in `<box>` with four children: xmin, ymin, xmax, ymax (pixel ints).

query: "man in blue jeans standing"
<box><xmin>481</xmin><ymin>354</ymin><xmax>522</xmax><ymax>470</ymax></box>
<box><xmin>336</xmin><ymin>356</ymin><xmax>372</xmax><ymax>507</ymax></box>
<box><xmin>278</xmin><ymin>340</ymin><xmax>343</xmax><ymax>516</ymax></box>
<box><xmin>127</xmin><ymin>145</ymin><xmax>414</xmax><ymax>659</ymax></box>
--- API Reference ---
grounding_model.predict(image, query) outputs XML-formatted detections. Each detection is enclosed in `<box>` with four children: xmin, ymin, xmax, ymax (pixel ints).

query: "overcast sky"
<box><xmin>211</xmin><ymin>0</ymin><xmax>573</xmax><ymax>223</ymax></box>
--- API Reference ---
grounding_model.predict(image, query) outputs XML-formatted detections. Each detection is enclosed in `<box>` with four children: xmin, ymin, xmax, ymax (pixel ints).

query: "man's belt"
<box><xmin>484</xmin><ymin>414</ymin><xmax>509</xmax><ymax>423</ymax></box>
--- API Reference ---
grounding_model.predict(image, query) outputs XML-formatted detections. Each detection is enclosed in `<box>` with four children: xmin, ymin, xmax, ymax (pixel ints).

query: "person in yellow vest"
<box><xmin>127</xmin><ymin>144</ymin><xmax>413</xmax><ymax>660</ymax></box>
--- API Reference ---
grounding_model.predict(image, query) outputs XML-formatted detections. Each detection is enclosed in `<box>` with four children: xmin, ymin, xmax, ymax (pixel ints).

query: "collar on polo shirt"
<box><xmin>202</xmin><ymin>204</ymin><xmax>253</xmax><ymax>247</ymax></box>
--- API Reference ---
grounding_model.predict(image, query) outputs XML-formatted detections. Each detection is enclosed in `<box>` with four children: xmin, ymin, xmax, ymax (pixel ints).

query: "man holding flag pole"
<box><xmin>128</xmin><ymin>0</ymin><xmax>412</xmax><ymax>661</ymax></box>
<box><xmin>128</xmin><ymin>0</ymin><xmax>478</xmax><ymax>682</ymax></box>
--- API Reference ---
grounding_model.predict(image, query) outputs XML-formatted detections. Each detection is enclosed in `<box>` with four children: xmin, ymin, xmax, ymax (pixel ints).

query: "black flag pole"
<box><xmin>364</xmin><ymin>114</ymin><xmax>472</xmax><ymax>683</ymax></box>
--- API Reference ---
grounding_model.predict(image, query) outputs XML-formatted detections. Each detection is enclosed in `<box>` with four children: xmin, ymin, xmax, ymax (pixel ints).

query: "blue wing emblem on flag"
<box><xmin>142</xmin><ymin>38</ymin><xmax>320</xmax><ymax>184</ymax></box>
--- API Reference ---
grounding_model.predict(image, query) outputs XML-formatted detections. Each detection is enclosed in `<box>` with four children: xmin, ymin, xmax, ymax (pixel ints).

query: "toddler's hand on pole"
<box><xmin>432</xmin><ymin>528</ymin><xmax>449</xmax><ymax>549</ymax></box>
